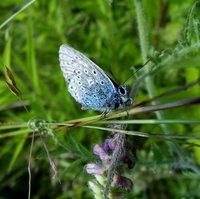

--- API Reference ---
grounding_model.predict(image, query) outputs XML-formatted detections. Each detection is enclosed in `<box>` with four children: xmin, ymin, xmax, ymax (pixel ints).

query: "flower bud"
<box><xmin>102</xmin><ymin>139</ymin><xmax>116</xmax><ymax>152</ymax></box>
<box><xmin>115</xmin><ymin>176</ymin><xmax>133</xmax><ymax>192</ymax></box>
<box><xmin>122</xmin><ymin>154</ymin><xmax>136</xmax><ymax>169</ymax></box>
<box><xmin>93</xmin><ymin>144</ymin><xmax>109</xmax><ymax>164</ymax></box>
<box><xmin>85</xmin><ymin>163</ymin><xmax>104</xmax><ymax>176</ymax></box>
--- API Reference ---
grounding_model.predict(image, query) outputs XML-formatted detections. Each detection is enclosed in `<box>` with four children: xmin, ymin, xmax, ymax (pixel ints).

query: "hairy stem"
<box><xmin>133</xmin><ymin>0</ymin><xmax>171</xmax><ymax>133</ymax></box>
<box><xmin>103</xmin><ymin>133</ymin><xmax>126</xmax><ymax>198</ymax></box>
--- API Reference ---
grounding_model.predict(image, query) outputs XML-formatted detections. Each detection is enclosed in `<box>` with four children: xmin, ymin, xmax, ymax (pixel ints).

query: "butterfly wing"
<box><xmin>59</xmin><ymin>44</ymin><xmax>117</xmax><ymax>112</ymax></box>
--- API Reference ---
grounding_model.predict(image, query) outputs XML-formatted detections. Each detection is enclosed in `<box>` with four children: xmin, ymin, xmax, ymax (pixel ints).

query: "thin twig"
<box><xmin>134</xmin><ymin>78</ymin><xmax>200</xmax><ymax>107</ymax></box>
<box><xmin>40</xmin><ymin>135</ymin><xmax>61</xmax><ymax>184</ymax></box>
<box><xmin>28</xmin><ymin>131</ymin><xmax>35</xmax><ymax>199</ymax></box>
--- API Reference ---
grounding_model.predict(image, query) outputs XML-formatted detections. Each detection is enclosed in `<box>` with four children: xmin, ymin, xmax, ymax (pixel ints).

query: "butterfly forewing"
<box><xmin>59</xmin><ymin>45</ymin><xmax>117</xmax><ymax>112</ymax></box>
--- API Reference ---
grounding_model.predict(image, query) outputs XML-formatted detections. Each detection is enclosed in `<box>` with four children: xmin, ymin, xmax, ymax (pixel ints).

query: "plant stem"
<box><xmin>133</xmin><ymin>0</ymin><xmax>171</xmax><ymax>133</ymax></box>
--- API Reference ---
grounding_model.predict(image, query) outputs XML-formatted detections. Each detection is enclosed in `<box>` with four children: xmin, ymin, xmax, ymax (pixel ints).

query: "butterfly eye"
<box><xmin>118</xmin><ymin>86</ymin><xmax>127</xmax><ymax>95</ymax></box>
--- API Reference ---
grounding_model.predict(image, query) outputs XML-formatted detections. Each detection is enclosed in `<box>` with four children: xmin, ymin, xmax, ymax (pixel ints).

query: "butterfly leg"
<box><xmin>100</xmin><ymin>110</ymin><xmax>109</xmax><ymax>119</ymax></box>
<box><xmin>122</xmin><ymin>102</ymin><xmax>130</xmax><ymax>118</ymax></box>
<box><xmin>125</xmin><ymin>107</ymin><xmax>129</xmax><ymax>117</ymax></box>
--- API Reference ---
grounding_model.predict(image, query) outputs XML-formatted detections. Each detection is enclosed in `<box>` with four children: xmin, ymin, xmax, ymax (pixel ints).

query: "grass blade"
<box><xmin>0</xmin><ymin>0</ymin><xmax>36</xmax><ymax>30</ymax></box>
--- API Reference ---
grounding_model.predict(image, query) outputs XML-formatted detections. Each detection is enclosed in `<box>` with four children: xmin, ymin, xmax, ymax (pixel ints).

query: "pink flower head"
<box><xmin>93</xmin><ymin>144</ymin><xmax>109</xmax><ymax>164</ymax></box>
<box><xmin>85</xmin><ymin>163</ymin><xmax>104</xmax><ymax>176</ymax></box>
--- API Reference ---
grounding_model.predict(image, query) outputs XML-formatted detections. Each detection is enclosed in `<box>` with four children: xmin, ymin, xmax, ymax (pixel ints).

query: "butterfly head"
<box><xmin>110</xmin><ymin>85</ymin><xmax>132</xmax><ymax>110</ymax></box>
<box><xmin>119</xmin><ymin>85</ymin><xmax>133</xmax><ymax>105</ymax></box>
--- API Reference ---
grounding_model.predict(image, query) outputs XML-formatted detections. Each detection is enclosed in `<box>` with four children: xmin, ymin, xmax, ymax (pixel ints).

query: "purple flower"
<box><xmin>86</xmin><ymin>124</ymin><xmax>137</xmax><ymax>195</ymax></box>
<box><xmin>85</xmin><ymin>163</ymin><xmax>104</xmax><ymax>176</ymax></box>
<box><xmin>115</xmin><ymin>176</ymin><xmax>133</xmax><ymax>192</ymax></box>
<box><xmin>93</xmin><ymin>144</ymin><xmax>109</xmax><ymax>164</ymax></box>
<box><xmin>122</xmin><ymin>154</ymin><xmax>136</xmax><ymax>169</ymax></box>
<box><xmin>102</xmin><ymin>139</ymin><xmax>116</xmax><ymax>152</ymax></box>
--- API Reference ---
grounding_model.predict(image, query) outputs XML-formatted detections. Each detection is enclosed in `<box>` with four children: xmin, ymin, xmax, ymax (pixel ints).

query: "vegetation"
<box><xmin>0</xmin><ymin>0</ymin><xmax>200</xmax><ymax>198</ymax></box>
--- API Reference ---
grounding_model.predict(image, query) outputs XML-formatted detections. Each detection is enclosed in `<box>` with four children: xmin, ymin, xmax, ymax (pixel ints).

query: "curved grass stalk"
<box><xmin>51</xmin><ymin>97</ymin><xmax>200</xmax><ymax>131</ymax></box>
<box><xmin>0</xmin><ymin>0</ymin><xmax>36</xmax><ymax>30</ymax></box>
<box><xmin>0</xmin><ymin>123</ymin><xmax>27</xmax><ymax>130</ymax></box>
<box><xmin>0</xmin><ymin>129</ymin><xmax>30</xmax><ymax>139</ymax></box>
<box><xmin>1</xmin><ymin>96</ymin><xmax>199</xmax><ymax>138</ymax></box>
<box><xmin>83</xmin><ymin>125</ymin><xmax>200</xmax><ymax>140</ymax></box>
<box><xmin>97</xmin><ymin>119</ymin><xmax>200</xmax><ymax>125</ymax></box>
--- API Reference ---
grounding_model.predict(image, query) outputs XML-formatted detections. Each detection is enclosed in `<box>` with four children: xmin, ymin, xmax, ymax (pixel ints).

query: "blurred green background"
<box><xmin>0</xmin><ymin>0</ymin><xmax>200</xmax><ymax>198</ymax></box>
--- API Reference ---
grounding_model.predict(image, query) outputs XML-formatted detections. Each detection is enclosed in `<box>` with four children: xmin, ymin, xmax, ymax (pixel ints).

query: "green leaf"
<box><xmin>7</xmin><ymin>134</ymin><xmax>27</xmax><ymax>173</ymax></box>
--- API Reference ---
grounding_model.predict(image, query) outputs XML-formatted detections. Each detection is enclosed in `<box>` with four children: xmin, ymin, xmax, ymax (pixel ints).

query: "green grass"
<box><xmin>0</xmin><ymin>0</ymin><xmax>200</xmax><ymax>198</ymax></box>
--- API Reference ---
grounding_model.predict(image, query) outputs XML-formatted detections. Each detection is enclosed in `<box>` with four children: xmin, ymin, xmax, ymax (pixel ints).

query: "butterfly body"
<box><xmin>59</xmin><ymin>45</ymin><xmax>131</xmax><ymax>112</ymax></box>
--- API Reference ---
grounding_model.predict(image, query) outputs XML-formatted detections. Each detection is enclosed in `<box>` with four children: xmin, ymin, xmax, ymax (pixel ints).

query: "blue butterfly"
<box><xmin>59</xmin><ymin>45</ymin><xmax>132</xmax><ymax>112</ymax></box>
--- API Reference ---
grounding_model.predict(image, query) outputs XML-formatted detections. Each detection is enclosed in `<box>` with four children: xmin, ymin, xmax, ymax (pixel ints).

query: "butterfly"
<box><xmin>59</xmin><ymin>45</ymin><xmax>132</xmax><ymax>112</ymax></box>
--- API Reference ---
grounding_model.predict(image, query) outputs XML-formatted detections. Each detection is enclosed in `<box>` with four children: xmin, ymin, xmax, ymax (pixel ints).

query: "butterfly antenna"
<box><xmin>123</xmin><ymin>58</ymin><xmax>151</xmax><ymax>85</ymax></box>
